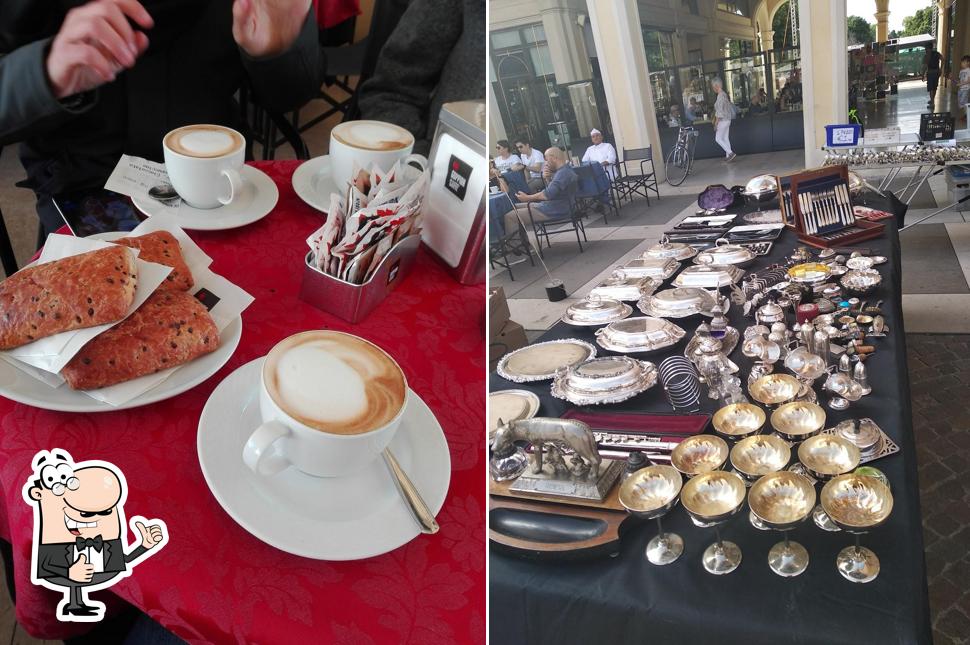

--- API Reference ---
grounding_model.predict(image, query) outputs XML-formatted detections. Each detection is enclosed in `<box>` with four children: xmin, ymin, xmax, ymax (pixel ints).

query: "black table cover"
<box><xmin>489</xmin><ymin>213</ymin><xmax>931</xmax><ymax>645</ymax></box>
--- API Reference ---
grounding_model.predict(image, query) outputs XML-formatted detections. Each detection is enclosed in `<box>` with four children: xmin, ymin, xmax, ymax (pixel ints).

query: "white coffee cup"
<box><xmin>243</xmin><ymin>331</ymin><xmax>409</xmax><ymax>478</ymax></box>
<box><xmin>329</xmin><ymin>120</ymin><xmax>428</xmax><ymax>189</ymax></box>
<box><xmin>163</xmin><ymin>124</ymin><xmax>246</xmax><ymax>209</ymax></box>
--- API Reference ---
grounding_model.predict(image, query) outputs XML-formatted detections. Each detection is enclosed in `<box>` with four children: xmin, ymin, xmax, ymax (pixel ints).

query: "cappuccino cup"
<box><xmin>329</xmin><ymin>120</ymin><xmax>428</xmax><ymax>189</ymax></box>
<box><xmin>243</xmin><ymin>331</ymin><xmax>409</xmax><ymax>478</ymax></box>
<box><xmin>163</xmin><ymin>124</ymin><xmax>246</xmax><ymax>209</ymax></box>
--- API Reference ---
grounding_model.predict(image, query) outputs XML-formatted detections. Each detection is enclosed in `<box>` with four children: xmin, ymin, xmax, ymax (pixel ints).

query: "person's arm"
<box><xmin>357</xmin><ymin>0</ymin><xmax>463</xmax><ymax>155</ymax></box>
<box><xmin>239</xmin><ymin>3</ymin><xmax>320</xmax><ymax>115</ymax></box>
<box><xmin>605</xmin><ymin>144</ymin><xmax>617</xmax><ymax>165</ymax></box>
<box><xmin>581</xmin><ymin>147</ymin><xmax>591</xmax><ymax>163</ymax></box>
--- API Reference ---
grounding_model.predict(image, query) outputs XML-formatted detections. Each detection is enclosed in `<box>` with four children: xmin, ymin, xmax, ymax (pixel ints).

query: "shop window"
<box><xmin>642</xmin><ymin>28</ymin><xmax>676</xmax><ymax>72</ymax></box>
<box><xmin>491</xmin><ymin>29</ymin><xmax>521</xmax><ymax>50</ymax></box>
<box><xmin>717</xmin><ymin>1</ymin><xmax>749</xmax><ymax>17</ymax></box>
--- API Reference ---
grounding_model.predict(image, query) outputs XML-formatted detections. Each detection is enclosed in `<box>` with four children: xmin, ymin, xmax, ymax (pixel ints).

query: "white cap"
<box><xmin>590</xmin><ymin>129</ymin><xmax>601</xmax><ymax>136</ymax></box>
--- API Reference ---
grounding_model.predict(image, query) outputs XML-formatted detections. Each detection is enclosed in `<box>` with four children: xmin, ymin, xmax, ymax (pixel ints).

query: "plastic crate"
<box><xmin>825</xmin><ymin>124</ymin><xmax>861</xmax><ymax>147</ymax></box>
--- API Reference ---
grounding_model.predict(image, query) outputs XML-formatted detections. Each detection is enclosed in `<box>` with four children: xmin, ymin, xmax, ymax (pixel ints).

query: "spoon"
<box><xmin>149</xmin><ymin>182</ymin><xmax>180</xmax><ymax>204</ymax></box>
<box><xmin>382</xmin><ymin>448</ymin><xmax>439</xmax><ymax>534</ymax></box>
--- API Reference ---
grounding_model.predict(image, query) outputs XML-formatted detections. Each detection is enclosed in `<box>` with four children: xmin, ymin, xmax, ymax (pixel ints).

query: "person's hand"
<box><xmin>46</xmin><ymin>0</ymin><xmax>154</xmax><ymax>99</ymax></box>
<box><xmin>515</xmin><ymin>191</ymin><xmax>529</xmax><ymax>201</ymax></box>
<box><xmin>601</xmin><ymin>161</ymin><xmax>609</xmax><ymax>167</ymax></box>
<box><xmin>68</xmin><ymin>554</ymin><xmax>94</xmax><ymax>583</ymax></box>
<box><xmin>135</xmin><ymin>520</ymin><xmax>165</xmax><ymax>550</ymax></box>
<box><xmin>232</xmin><ymin>0</ymin><xmax>311</xmax><ymax>58</ymax></box>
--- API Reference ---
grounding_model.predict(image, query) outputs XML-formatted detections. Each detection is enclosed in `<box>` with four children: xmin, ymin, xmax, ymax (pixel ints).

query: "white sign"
<box><xmin>864</xmin><ymin>127</ymin><xmax>901</xmax><ymax>145</ymax></box>
<box><xmin>830</xmin><ymin>127</ymin><xmax>858</xmax><ymax>145</ymax></box>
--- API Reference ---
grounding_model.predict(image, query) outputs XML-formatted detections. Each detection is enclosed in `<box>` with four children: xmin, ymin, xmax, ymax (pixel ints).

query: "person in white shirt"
<box><xmin>514</xmin><ymin>138</ymin><xmax>546</xmax><ymax>192</ymax></box>
<box><xmin>581</xmin><ymin>129</ymin><xmax>618</xmax><ymax>180</ymax></box>
<box><xmin>711</xmin><ymin>77</ymin><xmax>737</xmax><ymax>162</ymax></box>
<box><xmin>491</xmin><ymin>139</ymin><xmax>521</xmax><ymax>176</ymax></box>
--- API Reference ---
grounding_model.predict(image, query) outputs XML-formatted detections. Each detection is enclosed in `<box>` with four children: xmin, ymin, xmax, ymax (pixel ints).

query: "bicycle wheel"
<box><xmin>665</xmin><ymin>145</ymin><xmax>689</xmax><ymax>186</ymax></box>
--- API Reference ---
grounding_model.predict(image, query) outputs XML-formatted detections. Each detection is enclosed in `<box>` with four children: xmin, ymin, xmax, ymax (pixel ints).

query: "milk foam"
<box><xmin>276</xmin><ymin>343</ymin><xmax>367</xmax><ymax>424</ymax></box>
<box><xmin>334</xmin><ymin>122</ymin><xmax>411</xmax><ymax>150</ymax></box>
<box><xmin>179</xmin><ymin>130</ymin><xmax>236</xmax><ymax>156</ymax></box>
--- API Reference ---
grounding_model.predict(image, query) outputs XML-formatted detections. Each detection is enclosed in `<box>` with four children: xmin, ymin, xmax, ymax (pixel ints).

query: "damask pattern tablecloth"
<box><xmin>0</xmin><ymin>161</ymin><xmax>486</xmax><ymax>644</ymax></box>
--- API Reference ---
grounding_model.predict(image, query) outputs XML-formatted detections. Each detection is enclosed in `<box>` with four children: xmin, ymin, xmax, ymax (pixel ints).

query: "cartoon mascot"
<box><xmin>22</xmin><ymin>449</ymin><xmax>167</xmax><ymax>622</ymax></box>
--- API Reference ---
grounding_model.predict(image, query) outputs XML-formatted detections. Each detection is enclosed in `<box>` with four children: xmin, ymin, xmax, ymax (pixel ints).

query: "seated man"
<box><xmin>667</xmin><ymin>104</ymin><xmax>684</xmax><ymax>127</ymax></box>
<box><xmin>581</xmin><ymin>129</ymin><xmax>617</xmax><ymax>180</ymax></box>
<box><xmin>684</xmin><ymin>98</ymin><xmax>699</xmax><ymax>121</ymax></box>
<box><xmin>514</xmin><ymin>138</ymin><xmax>545</xmax><ymax>193</ymax></box>
<box><xmin>503</xmin><ymin>147</ymin><xmax>577</xmax><ymax>239</ymax></box>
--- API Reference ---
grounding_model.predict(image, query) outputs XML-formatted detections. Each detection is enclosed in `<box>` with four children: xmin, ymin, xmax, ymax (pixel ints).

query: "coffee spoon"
<box><xmin>382</xmin><ymin>448</ymin><xmax>440</xmax><ymax>534</ymax></box>
<box><xmin>149</xmin><ymin>182</ymin><xmax>181</xmax><ymax>204</ymax></box>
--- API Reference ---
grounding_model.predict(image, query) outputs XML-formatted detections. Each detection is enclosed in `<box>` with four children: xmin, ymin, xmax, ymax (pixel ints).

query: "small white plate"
<box><xmin>0</xmin><ymin>317</ymin><xmax>241</xmax><ymax>412</ymax></box>
<box><xmin>197</xmin><ymin>358</ymin><xmax>451</xmax><ymax>560</ymax></box>
<box><xmin>132</xmin><ymin>165</ymin><xmax>279</xmax><ymax>231</ymax></box>
<box><xmin>291</xmin><ymin>155</ymin><xmax>339</xmax><ymax>214</ymax></box>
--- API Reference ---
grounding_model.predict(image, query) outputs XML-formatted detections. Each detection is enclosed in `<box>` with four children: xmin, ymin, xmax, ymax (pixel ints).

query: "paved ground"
<box><xmin>908</xmin><ymin>334</ymin><xmax>970</xmax><ymax>645</ymax></box>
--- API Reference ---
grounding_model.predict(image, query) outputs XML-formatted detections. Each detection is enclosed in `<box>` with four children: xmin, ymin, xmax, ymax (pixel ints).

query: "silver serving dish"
<box><xmin>488</xmin><ymin>389</ymin><xmax>541</xmax><ymax>438</ymax></box>
<box><xmin>616</xmin><ymin>257</ymin><xmax>680</xmax><ymax>281</ymax></box>
<box><xmin>561</xmin><ymin>297</ymin><xmax>633</xmax><ymax>327</ymax></box>
<box><xmin>788</xmin><ymin>262</ymin><xmax>832</xmax><ymax>285</ymax></box>
<box><xmin>694</xmin><ymin>240</ymin><xmax>757</xmax><ymax>267</ymax></box>
<box><xmin>496</xmin><ymin>339</ymin><xmax>597</xmax><ymax>383</ymax></box>
<box><xmin>595</xmin><ymin>316</ymin><xmax>686</xmax><ymax>353</ymax></box>
<box><xmin>841</xmin><ymin>269</ymin><xmax>882</xmax><ymax>295</ymax></box>
<box><xmin>673</xmin><ymin>264</ymin><xmax>744</xmax><ymax>289</ymax></box>
<box><xmin>552</xmin><ymin>356</ymin><xmax>658</xmax><ymax>406</ymax></box>
<box><xmin>743</xmin><ymin>174</ymin><xmax>779</xmax><ymax>201</ymax></box>
<box><xmin>589</xmin><ymin>274</ymin><xmax>660</xmax><ymax>302</ymax></box>
<box><xmin>638</xmin><ymin>288</ymin><xmax>723</xmax><ymax>319</ymax></box>
<box><xmin>644</xmin><ymin>236</ymin><xmax>698</xmax><ymax>261</ymax></box>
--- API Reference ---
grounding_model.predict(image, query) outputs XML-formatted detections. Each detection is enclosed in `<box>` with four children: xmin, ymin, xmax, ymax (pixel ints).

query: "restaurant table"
<box><xmin>489</xmin><ymin>214</ymin><xmax>931</xmax><ymax>645</ymax></box>
<box><xmin>0</xmin><ymin>161</ymin><xmax>486</xmax><ymax>644</ymax></box>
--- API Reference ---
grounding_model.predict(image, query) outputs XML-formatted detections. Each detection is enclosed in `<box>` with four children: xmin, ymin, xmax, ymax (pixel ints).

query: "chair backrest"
<box><xmin>502</xmin><ymin>169</ymin><xmax>530</xmax><ymax>195</ymax></box>
<box><xmin>622</xmin><ymin>147</ymin><xmax>653</xmax><ymax>162</ymax></box>
<box><xmin>572</xmin><ymin>164</ymin><xmax>599</xmax><ymax>198</ymax></box>
<box><xmin>340</xmin><ymin>0</ymin><xmax>410</xmax><ymax>122</ymax></box>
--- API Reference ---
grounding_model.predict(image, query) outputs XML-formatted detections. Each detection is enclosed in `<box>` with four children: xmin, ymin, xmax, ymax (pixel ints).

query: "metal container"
<box><xmin>561</xmin><ymin>297</ymin><xmax>633</xmax><ymax>326</ymax></box>
<box><xmin>673</xmin><ymin>264</ymin><xmax>744</xmax><ymax>289</ymax></box>
<box><xmin>617</xmin><ymin>257</ymin><xmax>680</xmax><ymax>281</ymax></box>
<box><xmin>589</xmin><ymin>275</ymin><xmax>660</xmax><ymax>302</ymax></box>
<box><xmin>551</xmin><ymin>356</ymin><xmax>658</xmax><ymax>405</ymax></box>
<box><xmin>595</xmin><ymin>316</ymin><xmax>686</xmax><ymax>353</ymax></box>
<box><xmin>638</xmin><ymin>287</ymin><xmax>722</xmax><ymax>319</ymax></box>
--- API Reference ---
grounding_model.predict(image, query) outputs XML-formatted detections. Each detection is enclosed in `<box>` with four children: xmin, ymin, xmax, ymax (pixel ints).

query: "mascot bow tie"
<box><xmin>75</xmin><ymin>536</ymin><xmax>103</xmax><ymax>552</ymax></box>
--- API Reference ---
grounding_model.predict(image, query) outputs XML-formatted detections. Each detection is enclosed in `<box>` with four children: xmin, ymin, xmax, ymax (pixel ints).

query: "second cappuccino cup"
<box><xmin>243</xmin><ymin>331</ymin><xmax>409</xmax><ymax>478</ymax></box>
<box><xmin>163</xmin><ymin>124</ymin><xmax>246</xmax><ymax>209</ymax></box>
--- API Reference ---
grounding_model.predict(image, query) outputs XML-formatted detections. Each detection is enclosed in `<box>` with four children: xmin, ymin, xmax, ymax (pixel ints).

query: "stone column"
<box><xmin>759</xmin><ymin>29</ymin><xmax>775</xmax><ymax>53</ymax></box>
<box><xmin>799</xmin><ymin>0</ymin><xmax>848</xmax><ymax>168</ymax></box>
<box><xmin>586</xmin><ymin>0</ymin><xmax>666</xmax><ymax>181</ymax></box>
<box><xmin>537</xmin><ymin>0</ymin><xmax>591</xmax><ymax>84</ymax></box>
<box><xmin>487</xmin><ymin>59</ymin><xmax>507</xmax><ymax>150</ymax></box>
<box><xmin>874</xmin><ymin>0</ymin><xmax>890</xmax><ymax>43</ymax></box>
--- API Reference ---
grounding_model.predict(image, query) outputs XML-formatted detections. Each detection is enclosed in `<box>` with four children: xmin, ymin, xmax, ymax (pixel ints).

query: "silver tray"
<box><xmin>589</xmin><ymin>274</ymin><xmax>660</xmax><ymax>302</ymax></box>
<box><xmin>643</xmin><ymin>238</ymin><xmax>697</xmax><ymax>261</ymax></box>
<box><xmin>552</xmin><ymin>356</ymin><xmax>658</xmax><ymax>406</ymax></box>
<box><xmin>496</xmin><ymin>339</ymin><xmax>597</xmax><ymax>383</ymax></box>
<box><xmin>615</xmin><ymin>257</ymin><xmax>680</xmax><ymax>281</ymax></box>
<box><xmin>561</xmin><ymin>297</ymin><xmax>633</xmax><ymax>326</ymax></box>
<box><xmin>488</xmin><ymin>389</ymin><xmax>541</xmax><ymax>438</ymax></box>
<box><xmin>637</xmin><ymin>287</ymin><xmax>724</xmax><ymax>319</ymax></box>
<box><xmin>595</xmin><ymin>316</ymin><xmax>686</xmax><ymax>353</ymax></box>
<box><xmin>685</xmin><ymin>326</ymin><xmax>739</xmax><ymax>358</ymax></box>
<box><xmin>673</xmin><ymin>264</ymin><xmax>744</xmax><ymax>288</ymax></box>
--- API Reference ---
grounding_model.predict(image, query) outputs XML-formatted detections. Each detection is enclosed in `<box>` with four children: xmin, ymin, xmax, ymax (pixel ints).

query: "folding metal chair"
<box><xmin>573</xmin><ymin>163</ymin><xmax>619</xmax><ymax>225</ymax></box>
<box><xmin>527</xmin><ymin>199</ymin><xmax>587</xmax><ymax>258</ymax></box>
<box><xmin>614</xmin><ymin>146</ymin><xmax>661</xmax><ymax>205</ymax></box>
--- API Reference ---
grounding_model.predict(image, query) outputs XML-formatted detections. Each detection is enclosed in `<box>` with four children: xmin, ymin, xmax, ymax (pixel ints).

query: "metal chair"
<box><xmin>614</xmin><ymin>146</ymin><xmax>661</xmax><ymax>205</ymax></box>
<box><xmin>488</xmin><ymin>193</ymin><xmax>534</xmax><ymax>281</ymax></box>
<box><xmin>526</xmin><ymin>198</ymin><xmax>587</xmax><ymax>258</ymax></box>
<box><xmin>0</xmin><ymin>146</ymin><xmax>20</xmax><ymax>276</ymax></box>
<box><xmin>501</xmin><ymin>169</ymin><xmax>530</xmax><ymax>196</ymax></box>
<box><xmin>573</xmin><ymin>163</ymin><xmax>619</xmax><ymax>225</ymax></box>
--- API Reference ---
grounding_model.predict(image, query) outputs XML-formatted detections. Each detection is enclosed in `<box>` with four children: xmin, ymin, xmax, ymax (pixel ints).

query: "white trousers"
<box><xmin>714</xmin><ymin>119</ymin><xmax>733</xmax><ymax>156</ymax></box>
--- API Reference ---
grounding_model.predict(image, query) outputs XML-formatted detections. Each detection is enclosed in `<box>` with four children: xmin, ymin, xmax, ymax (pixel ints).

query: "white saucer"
<box><xmin>132</xmin><ymin>165</ymin><xmax>279</xmax><ymax>231</ymax></box>
<box><xmin>0</xmin><ymin>317</ymin><xmax>241</xmax><ymax>412</ymax></box>
<box><xmin>197</xmin><ymin>358</ymin><xmax>451</xmax><ymax>560</ymax></box>
<box><xmin>291</xmin><ymin>155</ymin><xmax>339</xmax><ymax>214</ymax></box>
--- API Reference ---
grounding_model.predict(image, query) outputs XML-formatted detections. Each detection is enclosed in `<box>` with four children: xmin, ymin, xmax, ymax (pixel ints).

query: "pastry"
<box><xmin>0</xmin><ymin>246</ymin><xmax>137</xmax><ymax>350</ymax></box>
<box><xmin>115</xmin><ymin>231</ymin><xmax>193</xmax><ymax>291</ymax></box>
<box><xmin>60</xmin><ymin>290</ymin><xmax>219</xmax><ymax>390</ymax></box>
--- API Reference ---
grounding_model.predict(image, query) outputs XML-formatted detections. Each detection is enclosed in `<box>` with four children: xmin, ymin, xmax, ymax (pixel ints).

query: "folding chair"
<box><xmin>488</xmin><ymin>195</ymin><xmax>534</xmax><ymax>281</ymax></box>
<box><xmin>573</xmin><ymin>163</ymin><xmax>619</xmax><ymax>225</ymax></box>
<box><xmin>614</xmin><ymin>146</ymin><xmax>661</xmax><ymax>206</ymax></box>
<box><xmin>526</xmin><ymin>199</ymin><xmax>587</xmax><ymax>258</ymax></box>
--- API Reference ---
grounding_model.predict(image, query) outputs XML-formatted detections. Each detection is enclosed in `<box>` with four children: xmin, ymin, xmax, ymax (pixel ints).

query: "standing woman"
<box><xmin>711</xmin><ymin>77</ymin><xmax>736</xmax><ymax>162</ymax></box>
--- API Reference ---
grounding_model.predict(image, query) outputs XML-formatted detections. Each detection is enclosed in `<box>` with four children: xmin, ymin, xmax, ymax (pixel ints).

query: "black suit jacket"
<box><xmin>36</xmin><ymin>539</ymin><xmax>147</xmax><ymax>581</ymax></box>
<box><xmin>0</xmin><ymin>0</ymin><xmax>320</xmax><ymax>196</ymax></box>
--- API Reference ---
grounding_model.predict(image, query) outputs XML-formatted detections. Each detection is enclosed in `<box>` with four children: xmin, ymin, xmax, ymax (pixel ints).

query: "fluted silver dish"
<box><xmin>551</xmin><ymin>356</ymin><xmax>658</xmax><ymax>406</ymax></box>
<box><xmin>616</xmin><ymin>257</ymin><xmax>680</xmax><ymax>281</ymax></box>
<box><xmin>673</xmin><ymin>264</ymin><xmax>745</xmax><ymax>289</ymax></box>
<box><xmin>589</xmin><ymin>275</ymin><xmax>661</xmax><ymax>302</ymax></box>
<box><xmin>638</xmin><ymin>288</ymin><xmax>723</xmax><ymax>319</ymax></box>
<box><xmin>561</xmin><ymin>297</ymin><xmax>633</xmax><ymax>327</ymax></box>
<box><xmin>595</xmin><ymin>316</ymin><xmax>686</xmax><ymax>353</ymax></box>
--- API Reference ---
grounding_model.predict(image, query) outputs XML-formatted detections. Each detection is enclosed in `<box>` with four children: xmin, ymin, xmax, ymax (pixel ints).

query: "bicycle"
<box><xmin>665</xmin><ymin>126</ymin><xmax>698</xmax><ymax>186</ymax></box>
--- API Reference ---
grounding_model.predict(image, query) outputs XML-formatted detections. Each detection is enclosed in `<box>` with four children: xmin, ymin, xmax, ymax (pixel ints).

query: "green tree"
<box><xmin>889</xmin><ymin>29</ymin><xmax>900</xmax><ymax>39</ymax></box>
<box><xmin>901</xmin><ymin>7</ymin><xmax>934</xmax><ymax>37</ymax></box>
<box><xmin>772</xmin><ymin>2</ymin><xmax>792</xmax><ymax>50</ymax></box>
<box><xmin>846</xmin><ymin>16</ymin><xmax>876</xmax><ymax>45</ymax></box>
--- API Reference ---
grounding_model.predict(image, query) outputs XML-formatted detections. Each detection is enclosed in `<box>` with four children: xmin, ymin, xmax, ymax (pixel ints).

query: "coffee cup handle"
<box><xmin>403</xmin><ymin>154</ymin><xmax>428</xmax><ymax>173</ymax></box>
<box><xmin>243</xmin><ymin>420</ymin><xmax>290</xmax><ymax>476</ymax></box>
<box><xmin>218</xmin><ymin>168</ymin><xmax>245</xmax><ymax>206</ymax></box>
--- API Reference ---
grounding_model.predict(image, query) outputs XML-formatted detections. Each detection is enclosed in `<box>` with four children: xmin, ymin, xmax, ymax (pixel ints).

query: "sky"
<box><xmin>886</xmin><ymin>0</ymin><xmax>933</xmax><ymax>31</ymax></box>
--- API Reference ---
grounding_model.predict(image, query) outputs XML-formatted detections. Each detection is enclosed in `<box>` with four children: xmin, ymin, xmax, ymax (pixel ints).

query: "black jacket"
<box><xmin>0</xmin><ymin>0</ymin><xmax>320</xmax><ymax>197</ymax></box>
<box><xmin>36</xmin><ymin>539</ymin><xmax>146</xmax><ymax>580</ymax></box>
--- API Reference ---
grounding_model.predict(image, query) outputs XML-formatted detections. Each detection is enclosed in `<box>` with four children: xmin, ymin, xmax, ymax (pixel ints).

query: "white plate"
<box><xmin>132</xmin><ymin>165</ymin><xmax>279</xmax><ymax>230</ymax></box>
<box><xmin>291</xmin><ymin>155</ymin><xmax>340</xmax><ymax>214</ymax></box>
<box><xmin>197</xmin><ymin>358</ymin><xmax>451</xmax><ymax>560</ymax></box>
<box><xmin>0</xmin><ymin>316</ymin><xmax>241</xmax><ymax>412</ymax></box>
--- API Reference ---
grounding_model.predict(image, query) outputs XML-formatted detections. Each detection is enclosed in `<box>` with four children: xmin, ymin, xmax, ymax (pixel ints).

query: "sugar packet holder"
<box><xmin>299</xmin><ymin>234</ymin><xmax>421</xmax><ymax>324</ymax></box>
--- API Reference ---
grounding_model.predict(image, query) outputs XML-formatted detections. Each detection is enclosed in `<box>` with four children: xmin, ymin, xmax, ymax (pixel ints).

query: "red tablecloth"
<box><xmin>315</xmin><ymin>0</ymin><xmax>361</xmax><ymax>29</ymax></box>
<box><xmin>0</xmin><ymin>161</ymin><xmax>485</xmax><ymax>644</ymax></box>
